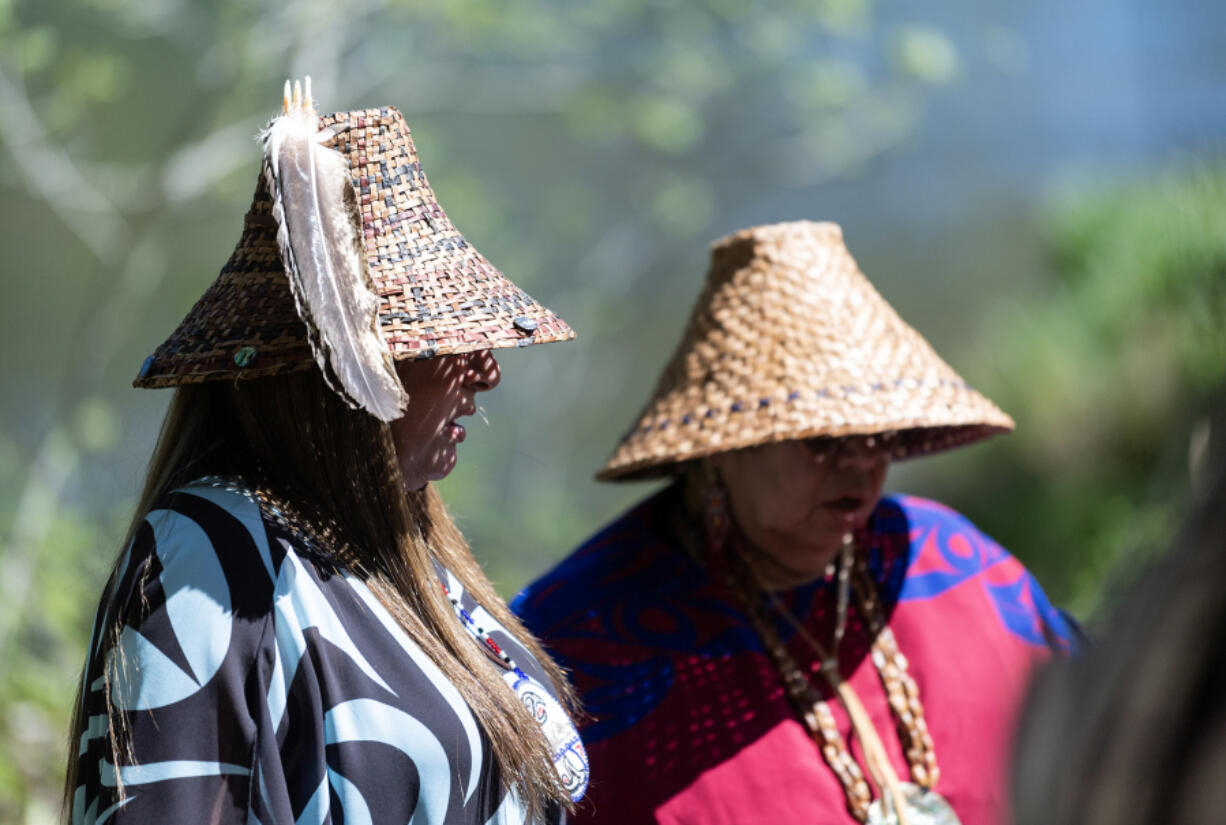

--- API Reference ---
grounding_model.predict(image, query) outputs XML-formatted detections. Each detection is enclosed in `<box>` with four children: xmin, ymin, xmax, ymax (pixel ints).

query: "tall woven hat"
<box><xmin>135</xmin><ymin>80</ymin><xmax>573</xmax><ymax>420</ymax></box>
<box><xmin>599</xmin><ymin>220</ymin><xmax>1013</xmax><ymax>481</ymax></box>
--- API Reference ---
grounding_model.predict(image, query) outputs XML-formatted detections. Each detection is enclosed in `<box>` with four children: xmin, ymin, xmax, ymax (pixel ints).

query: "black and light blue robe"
<box><xmin>71</xmin><ymin>479</ymin><xmax>580</xmax><ymax>825</ymax></box>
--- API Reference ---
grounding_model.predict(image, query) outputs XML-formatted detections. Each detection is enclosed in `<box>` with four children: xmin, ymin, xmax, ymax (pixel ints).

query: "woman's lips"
<box><xmin>822</xmin><ymin>495</ymin><xmax>867</xmax><ymax>526</ymax></box>
<box><xmin>443</xmin><ymin>399</ymin><xmax>475</xmax><ymax>443</ymax></box>
<box><xmin>447</xmin><ymin>403</ymin><xmax>476</xmax><ymax>442</ymax></box>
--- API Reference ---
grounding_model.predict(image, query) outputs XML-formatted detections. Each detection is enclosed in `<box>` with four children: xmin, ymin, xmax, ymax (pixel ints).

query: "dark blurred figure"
<box><xmin>1014</xmin><ymin>455</ymin><xmax>1226</xmax><ymax>825</ymax></box>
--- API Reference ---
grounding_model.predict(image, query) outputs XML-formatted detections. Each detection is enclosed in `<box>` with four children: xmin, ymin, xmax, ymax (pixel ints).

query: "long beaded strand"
<box><xmin>729</xmin><ymin>539</ymin><xmax>903</xmax><ymax>823</ymax></box>
<box><xmin>765</xmin><ymin>549</ymin><xmax>940</xmax><ymax>796</ymax></box>
<box><xmin>723</xmin><ymin>536</ymin><xmax>940</xmax><ymax>824</ymax></box>
<box><xmin>852</xmin><ymin>556</ymin><xmax>940</xmax><ymax>788</ymax></box>
<box><xmin>697</xmin><ymin>486</ymin><xmax>875</xmax><ymax>820</ymax></box>
<box><xmin>695</xmin><ymin>482</ymin><xmax>938</xmax><ymax>823</ymax></box>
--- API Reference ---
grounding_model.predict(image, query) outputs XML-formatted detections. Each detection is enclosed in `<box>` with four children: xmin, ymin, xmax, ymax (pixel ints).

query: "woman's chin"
<box><xmin>754</xmin><ymin>535</ymin><xmax>845</xmax><ymax>588</ymax></box>
<box><xmin>398</xmin><ymin>445</ymin><xmax>458</xmax><ymax>491</ymax></box>
<box><xmin>430</xmin><ymin>447</ymin><xmax>459</xmax><ymax>482</ymax></box>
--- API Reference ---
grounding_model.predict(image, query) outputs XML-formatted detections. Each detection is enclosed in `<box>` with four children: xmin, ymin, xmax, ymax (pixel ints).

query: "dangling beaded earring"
<box><xmin>701</xmin><ymin>465</ymin><xmax>731</xmax><ymax>555</ymax></box>
<box><xmin>696</xmin><ymin>456</ymin><xmax>730</xmax><ymax>554</ymax></box>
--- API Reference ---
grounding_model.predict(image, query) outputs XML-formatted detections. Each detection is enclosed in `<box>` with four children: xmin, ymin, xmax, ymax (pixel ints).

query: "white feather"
<box><xmin>260</xmin><ymin>84</ymin><xmax>408</xmax><ymax>422</ymax></box>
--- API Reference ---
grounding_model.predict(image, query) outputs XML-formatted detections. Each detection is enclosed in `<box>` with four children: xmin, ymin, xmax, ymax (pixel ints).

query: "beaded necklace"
<box><xmin>439</xmin><ymin>576</ymin><xmax>591</xmax><ymax>803</ymax></box>
<box><xmin>697</xmin><ymin>486</ymin><xmax>957</xmax><ymax>825</ymax></box>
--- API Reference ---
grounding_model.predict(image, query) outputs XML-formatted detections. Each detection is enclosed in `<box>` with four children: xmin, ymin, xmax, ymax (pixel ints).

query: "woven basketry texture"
<box><xmin>598</xmin><ymin>221</ymin><xmax>1014</xmax><ymax>481</ymax></box>
<box><xmin>135</xmin><ymin>105</ymin><xmax>573</xmax><ymax>389</ymax></box>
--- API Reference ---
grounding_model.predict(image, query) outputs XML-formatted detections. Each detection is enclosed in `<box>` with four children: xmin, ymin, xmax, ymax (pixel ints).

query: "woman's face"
<box><xmin>389</xmin><ymin>350</ymin><xmax>501</xmax><ymax>491</ymax></box>
<box><xmin>711</xmin><ymin>437</ymin><xmax>890</xmax><ymax>589</ymax></box>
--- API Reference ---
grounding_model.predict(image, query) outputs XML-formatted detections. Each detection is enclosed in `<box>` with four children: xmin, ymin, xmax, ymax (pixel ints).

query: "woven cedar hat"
<box><xmin>135</xmin><ymin>85</ymin><xmax>573</xmax><ymax>416</ymax></box>
<box><xmin>599</xmin><ymin>220</ymin><xmax>1014</xmax><ymax>481</ymax></box>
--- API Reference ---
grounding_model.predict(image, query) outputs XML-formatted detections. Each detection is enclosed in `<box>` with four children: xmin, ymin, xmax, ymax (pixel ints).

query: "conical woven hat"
<box><xmin>135</xmin><ymin>105</ymin><xmax>573</xmax><ymax>389</ymax></box>
<box><xmin>599</xmin><ymin>221</ymin><xmax>1013</xmax><ymax>481</ymax></box>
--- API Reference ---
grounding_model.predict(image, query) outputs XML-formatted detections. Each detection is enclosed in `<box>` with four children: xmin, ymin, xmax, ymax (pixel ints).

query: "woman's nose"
<box><xmin>464</xmin><ymin>350</ymin><xmax>501</xmax><ymax>392</ymax></box>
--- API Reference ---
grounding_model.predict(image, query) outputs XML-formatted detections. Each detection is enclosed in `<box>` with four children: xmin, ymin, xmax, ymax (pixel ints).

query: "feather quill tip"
<box><xmin>282</xmin><ymin>77</ymin><xmax>316</xmax><ymax>117</ymax></box>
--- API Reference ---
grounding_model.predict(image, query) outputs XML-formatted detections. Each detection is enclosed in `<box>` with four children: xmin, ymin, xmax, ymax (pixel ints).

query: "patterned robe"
<box><xmin>514</xmin><ymin>485</ymin><xmax>1076</xmax><ymax>825</ymax></box>
<box><xmin>72</xmin><ymin>479</ymin><xmax>580</xmax><ymax>825</ymax></box>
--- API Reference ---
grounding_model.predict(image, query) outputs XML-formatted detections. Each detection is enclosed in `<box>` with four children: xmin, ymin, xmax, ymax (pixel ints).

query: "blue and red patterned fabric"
<box><xmin>514</xmin><ymin>485</ymin><xmax>1076</xmax><ymax>825</ymax></box>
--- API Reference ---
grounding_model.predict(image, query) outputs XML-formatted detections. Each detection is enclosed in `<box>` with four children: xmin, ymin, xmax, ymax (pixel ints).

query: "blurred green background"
<box><xmin>1</xmin><ymin>0</ymin><xmax>1223</xmax><ymax>820</ymax></box>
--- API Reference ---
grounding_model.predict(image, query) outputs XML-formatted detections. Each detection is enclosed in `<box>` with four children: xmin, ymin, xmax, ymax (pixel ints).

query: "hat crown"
<box><xmin>316</xmin><ymin>108</ymin><xmax>440</xmax><ymax>289</ymax></box>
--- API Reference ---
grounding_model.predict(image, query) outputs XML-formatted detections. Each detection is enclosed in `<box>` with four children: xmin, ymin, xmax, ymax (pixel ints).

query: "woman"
<box><xmin>66</xmin><ymin>82</ymin><xmax>587</xmax><ymax>825</ymax></box>
<box><xmin>515</xmin><ymin>221</ymin><xmax>1076</xmax><ymax>825</ymax></box>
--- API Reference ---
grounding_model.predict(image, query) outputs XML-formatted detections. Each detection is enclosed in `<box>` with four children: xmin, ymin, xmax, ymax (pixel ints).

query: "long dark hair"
<box><xmin>64</xmin><ymin>367</ymin><xmax>576</xmax><ymax>822</ymax></box>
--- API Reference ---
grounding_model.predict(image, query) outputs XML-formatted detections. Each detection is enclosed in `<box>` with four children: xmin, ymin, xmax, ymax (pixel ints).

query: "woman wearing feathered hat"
<box><xmin>65</xmin><ymin>81</ymin><xmax>587</xmax><ymax>825</ymax></box>
<box><xmin>515</xmin><ymin>221</ymin><xmax>1076</xmax><ymax>825</ymax></box>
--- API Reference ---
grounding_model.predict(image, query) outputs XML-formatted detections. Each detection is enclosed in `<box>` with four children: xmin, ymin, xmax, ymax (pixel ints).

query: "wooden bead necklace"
<box><xmin>699</xmin><ymin>484</ymin><xmax>957</xmax><ymax>825</ymax></box>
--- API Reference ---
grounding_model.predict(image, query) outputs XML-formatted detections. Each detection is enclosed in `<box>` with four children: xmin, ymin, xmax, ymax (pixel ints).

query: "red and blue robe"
<box><xmin>514</xmin><ymin>486</ymin><xmax>1076</xmax><ymax>825</ymax></box>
